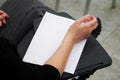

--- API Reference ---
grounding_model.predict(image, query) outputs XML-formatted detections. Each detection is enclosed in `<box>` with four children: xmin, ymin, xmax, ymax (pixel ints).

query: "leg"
<box><xmin>55</xmin><ymin>0</ymin><xmax>60</xmax><ymax>11</ymax></box>
<box><xmin>83</xmin><ymin>0</ymin><xmax>91</xmax><ymax>15</ymax></box>
<box><xmin>111</xmin><ymin>0</ymin><xmax>116</xmax><ymax>8</ymax></box>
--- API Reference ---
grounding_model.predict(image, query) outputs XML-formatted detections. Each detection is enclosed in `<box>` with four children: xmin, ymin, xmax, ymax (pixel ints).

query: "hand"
<box><xmin>45</xmin><ymin>15</ymin><xmax>98</xmax><ymax>76</ymax></box>
<box><xmin>0</xmin><ymin>10</ymin><xmax>9</xmax><ymax>27</ymax></box>
<box><xmin>66</xmin><ymin>15</ymin><xmax>98</xmax><ymax>43</ymax></box>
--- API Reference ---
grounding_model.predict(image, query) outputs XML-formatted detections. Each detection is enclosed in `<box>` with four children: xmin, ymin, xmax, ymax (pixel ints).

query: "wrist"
<box><xmin>64</xmin><ymin>33</ymin><xmax>75</xmax><ymax>44</ymax></box>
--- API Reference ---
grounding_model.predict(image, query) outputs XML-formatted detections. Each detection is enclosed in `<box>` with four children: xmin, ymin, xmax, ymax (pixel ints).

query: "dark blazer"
<box><xmin>0</xmin><ymin>0</ymin><xmax>55</xmax><ymax>58</ymax></box>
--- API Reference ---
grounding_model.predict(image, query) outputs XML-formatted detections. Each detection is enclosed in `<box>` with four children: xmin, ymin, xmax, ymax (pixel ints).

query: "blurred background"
<box><xmin>0</xmin><ymin>0</ymin><xmax>120</xmax><ymax>80</ymax></box>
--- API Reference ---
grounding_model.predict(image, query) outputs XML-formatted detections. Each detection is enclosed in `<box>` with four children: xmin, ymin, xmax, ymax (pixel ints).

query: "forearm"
<box><xmin>45</xmin><ymin>33</ymin><xmax>74</xmax><ymax>76</ymax></box>
<box><xmin>45</xmin><ymin>15</ymin><xmax>98</xmax><ymax>76</ymax></box>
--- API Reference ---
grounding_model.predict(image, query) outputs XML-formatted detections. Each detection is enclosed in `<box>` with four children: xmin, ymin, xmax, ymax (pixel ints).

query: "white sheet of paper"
<box><xmin>23</xmin><ymin>12</ymin><xmax>87</xmax><ymax>74</ymax></box>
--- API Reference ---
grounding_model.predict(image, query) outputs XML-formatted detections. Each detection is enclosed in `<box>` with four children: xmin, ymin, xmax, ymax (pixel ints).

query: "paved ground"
<box><xmin>0</xmin><ymin>0</ymin><xmax>120</xmax><ymax>80</ymax></box>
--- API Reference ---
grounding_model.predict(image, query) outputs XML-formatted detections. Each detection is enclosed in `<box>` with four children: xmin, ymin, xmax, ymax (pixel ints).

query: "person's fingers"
<box><xmin>0</xmin><ymin>10</ymin><xmax>9</xmax><ymax>18</ymax></box>
<box><xmin>0</xmin><ymin>14</ymin><xmax>9</xmax><ymax>23</ymax></box>
<box><xmin>76</xmin><ymin>14</ymin><xmax>92</xmax><ymax>24</ymax></box>
<box><xmin>0</xmin><ymin>10</ymin><xmax>3</xmax><ymax>14</ymax></box>
<box><xmin>0</xmin><ymin>10</ymin><xmax>9</xmax><ymax>27</ymax></box>
<box><xmin>0</xmin><ymin>21</ymin><xmax>2</xmax><ymax>27</ymax></box>
<box><xmin>4</xmin><ymin>13</ymin><xmax>9</xmax><ymax>18</ymax></box>
<box><xmin>2</xmin><ymin>19</ymin><xmax>6</xmax><ymax>24</ymax></box>
<box><xmin>1</xmin><ymin>14</ymin><xmax>9</xmax><ymax>19</ymax></box>
<box><xmin>87</xmin><ymin>15</ymin><xmax>94</xmax><ymax>21</ymax></box>
<box><xmin>0</xmin><ymin>14</ymin><xmax>6</xmax><ymax>20</ymax></box>
<box><xmin>0</xmin><ymin>10</ymin><xmax>7</xmax><ymax>14</ymax></box>
<box><xmin>90</xmin><ymin>23</ymin><xmax>98</xmax><ymax>31</ymax></box>
<box><xmin>0</xmin><ymin>15</ymin><xmax>3</xmax><ymax>20</ymax></box>
<box><xmin>84</xmin><ymin>17</ymin><xmax>97</xmax><ymax>28</ymax></box>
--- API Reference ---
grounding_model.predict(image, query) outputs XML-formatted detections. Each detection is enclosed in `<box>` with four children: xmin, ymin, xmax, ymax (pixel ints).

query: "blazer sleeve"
<box><xmin>0</xmin><ymin>37</ymin><xmax>60</xmax><ymax>80</ymax></box>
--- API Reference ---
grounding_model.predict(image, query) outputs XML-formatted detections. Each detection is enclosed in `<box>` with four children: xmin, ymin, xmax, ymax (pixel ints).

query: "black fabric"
<box><xmin>0</xmin><ymin>0</ymin><xmax>56</xmax><ymax>58</ymax></box>
<box><xmin>0</xmin><ymin>0</ymin><xmax>55</xmax><ymax>45</ymax></box>
<box><xmin>0</xmin><ymin>37</ymin><xmax>60</xmax><ymax>80</ymax></box>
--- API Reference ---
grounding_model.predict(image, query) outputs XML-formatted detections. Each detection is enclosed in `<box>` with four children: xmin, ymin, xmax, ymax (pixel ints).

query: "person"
<box><xmin>0</xmin><ymin>10</ymin><xmax>98</xmax><ymax>80</ymax></box>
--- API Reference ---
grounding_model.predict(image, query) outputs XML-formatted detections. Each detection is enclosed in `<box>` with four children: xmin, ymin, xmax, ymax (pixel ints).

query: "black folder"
<box><xmin>61</xmin><ymin>35</ymin><xmax>112</xmax><ymax>79</ymax></box>
<box><xmin>33</xmin><ymin>12</ymin><xmax>112</xmax><ymax>80</ymax></box>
